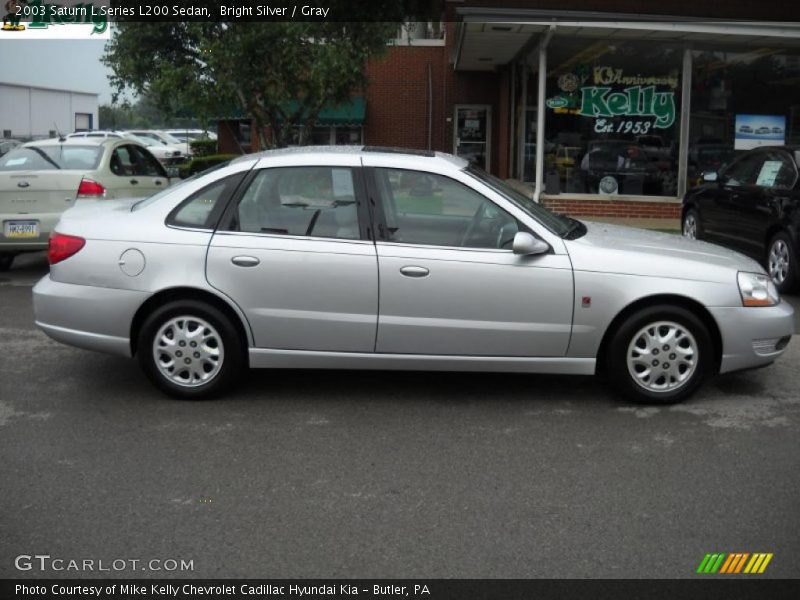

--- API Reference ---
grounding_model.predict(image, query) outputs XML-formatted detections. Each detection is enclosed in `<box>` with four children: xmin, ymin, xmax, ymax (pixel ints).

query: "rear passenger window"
<box><xmin>168</xmin><ymin>173</ymin><xmax>245</xmax><ymax>229</ymax></box>
<box><xmin>231</xmin><ymin>167</ymin><xmax>360</xmax><ymax>240</ymax></box>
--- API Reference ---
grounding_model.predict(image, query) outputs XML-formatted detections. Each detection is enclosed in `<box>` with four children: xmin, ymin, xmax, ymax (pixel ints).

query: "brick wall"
<box><xmin>541</xmin><ymin>198</ymin><xmax>681</xmax><ymax>219</ymax></box>
<box><xmin>364</xmin><ymin>39</ymin><xmax>505</xmax><ymax>176</ymax></box>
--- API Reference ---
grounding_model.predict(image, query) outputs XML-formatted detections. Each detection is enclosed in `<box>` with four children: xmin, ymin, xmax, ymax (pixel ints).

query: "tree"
<box><xmin>103</xmin><ymin>20</ymin><xmax>399</xmax><ymax>148</ymax></box>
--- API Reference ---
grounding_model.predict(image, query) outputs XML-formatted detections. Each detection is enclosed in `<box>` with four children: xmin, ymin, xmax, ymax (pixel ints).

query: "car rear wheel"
<box><xmin>0</xmin><ymin>253</ymin><xmax>16</xmax><ymax>272</ymax></box>
<box><xmin>137</xmin><ymin>300</ymin><xmax>244</xmax><ymax>399</ymax></box>
<box><xmin>606</xmin><ymin>305</ymin><xmax>712</xmax><ymax>404</ymax></box>
<box><xmin>767</xmin><ymin>232</ymin><xmax>797</xmax><ymax>294</ymax></box>
<box><xmin>682</xmin><ymin>209</ymin><xmax>702</xmax><ymax>240</ymax></box>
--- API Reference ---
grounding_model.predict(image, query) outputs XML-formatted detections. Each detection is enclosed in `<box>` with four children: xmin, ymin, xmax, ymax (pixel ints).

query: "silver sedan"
<box><xmin>33</xmin><ymin>147</ymin><xmax>795</xmax><ymax>403</ymax></box>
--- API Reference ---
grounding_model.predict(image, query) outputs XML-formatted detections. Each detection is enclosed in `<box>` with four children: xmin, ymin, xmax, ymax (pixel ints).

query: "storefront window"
<box><xmin>542</xmin><ymin>38</ymin><xmax>682</xmax><ymax>196</ymax></box>
<box><xmin>688</xmin><ymin>48</ymin><xmax>800</xmax><ymax>188</ymax></box>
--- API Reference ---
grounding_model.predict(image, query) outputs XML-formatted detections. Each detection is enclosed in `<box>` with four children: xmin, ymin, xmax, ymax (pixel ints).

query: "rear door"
<box><xmin>206</xmin><ymin>159</ymin><xmax>379</xmax><ymax>352</ymax></box>
<box><xmin>730</xmin><ymin>149</ymin><xmax>799</xmax><ymax>259</ymax></box>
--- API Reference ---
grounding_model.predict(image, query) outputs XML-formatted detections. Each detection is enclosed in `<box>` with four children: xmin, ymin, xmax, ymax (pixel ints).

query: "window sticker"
<box><xmin>331</xmin><ymin>168</ymin><xmax>354</xmax><ymax>198</ymax></box>
<box><xmin>756</xmin><ymin>160</ymin><xmax>783</xmax><ymax>187</ymax></box>
<box><xmin>5</xmin><ymin>158</ymin><xmax>26</xmax><ymax>167</ymax></box>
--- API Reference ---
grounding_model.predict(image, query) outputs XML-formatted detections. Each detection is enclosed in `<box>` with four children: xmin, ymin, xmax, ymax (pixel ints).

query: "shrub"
<box><xmin>179</xmin><ymin>154</ymin><xmax>239</xmax><ymax>178</ymax></box>
<box><xmin>189</xmin><ymin>138</ymin><xmax>217</xmax><ymax>157</ymax></box>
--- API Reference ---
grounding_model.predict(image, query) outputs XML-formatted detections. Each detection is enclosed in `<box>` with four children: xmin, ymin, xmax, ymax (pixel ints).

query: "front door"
<box><xmin>365</xmin><ymin>166</ymin><xmax>573</xmax><ymax>357</ymax></box>
<box><xmin>206</xmin><ymin>163</ymin><xmax>378</xmax><ymax>352</ymax></box>
<box><xmin>454</xmin><ymin>105</ymin><xmax>491</xmax><ymax>171</ymax></box>
<box><xmin>106</xmin><ymin>144</ymin><xmax>168</xmax><ymax>198</ymax></box>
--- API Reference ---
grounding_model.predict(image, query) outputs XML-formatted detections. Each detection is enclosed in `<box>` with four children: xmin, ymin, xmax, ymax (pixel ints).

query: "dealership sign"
<box><xmin>579</xmin><ymin>85</ymin><xmax>676</xmax><ymax>129</ymax></box>
<box><xmin>547</xmin><ymin>67</ymin><xmax>678</xmax><ymax>130</ymax></box>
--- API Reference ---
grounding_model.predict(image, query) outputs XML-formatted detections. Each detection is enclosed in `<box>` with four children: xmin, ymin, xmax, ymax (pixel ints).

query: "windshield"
<box><xmin>159</xmin><ymin>132</ymin><xmax>183</xmax><ymax>144</ymax></box>
<box><xmin>0</xmin><ymin>145</ymin><xmax>103</xmax><ymax>171</ymax></box>
<box><xmin>465</xmin><ymin>165</ymin><xmax>572</xmax><ymax>236</ymax></box>
<box><xmin>126</xmin><ymin>134</ymin><xmax>157</xmax><ymax>146</ymax></box>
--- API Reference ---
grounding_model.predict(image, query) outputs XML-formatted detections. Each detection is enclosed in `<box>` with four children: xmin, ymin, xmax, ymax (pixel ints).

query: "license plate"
<box><xmin>4</xmin><ymin>221</ymin><xmax>40</xmax><ymax>238</ymax></box>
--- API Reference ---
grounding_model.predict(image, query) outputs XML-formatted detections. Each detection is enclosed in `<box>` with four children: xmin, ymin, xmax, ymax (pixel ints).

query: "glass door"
<box><xmin>454</xmin><ymin>105</ymin><xmax>491</xmax><ymax>171</ymax></box>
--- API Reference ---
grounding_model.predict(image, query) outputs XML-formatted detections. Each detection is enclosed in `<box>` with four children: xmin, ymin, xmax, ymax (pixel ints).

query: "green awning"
<box><xmin>283</xmin><ymin>96</ymin><xmax>366</xmax><ymax>127</ymax></box>
<box><xmin>213</xmin><ymin>96</ymin><xmax>366</xmax><ymax>127</ymax></box>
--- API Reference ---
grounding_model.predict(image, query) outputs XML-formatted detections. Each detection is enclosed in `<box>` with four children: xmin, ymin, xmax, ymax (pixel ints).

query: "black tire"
<box><xmin>137</xmin><ymin>300</ymin><xmax>245</xmax><ymax>400</ymax></box>
<box><xmin>682</xmin><ymin>208</ymin><xmax>703</xmax><ymax>241</ymax></box>
<box><xmin>766</xmin><ymin>231</ymin><xmax>798</xmax><ymax>294</ymax></box>
<box><xmin>0</xmin><ymin>253</ymin><xmax>15</xmax><ymax>272</ymax></box>
<box><xmin>605</xmin><ymin>305</ymin><xmax>713</xmax><ymax>404</ymax></box>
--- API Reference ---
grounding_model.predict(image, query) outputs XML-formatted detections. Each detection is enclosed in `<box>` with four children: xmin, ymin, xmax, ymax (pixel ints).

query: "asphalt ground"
<box><xmin>1</xmin><ymin>252</ymin><xmax>799</xmax><ymax>579</ymax></box>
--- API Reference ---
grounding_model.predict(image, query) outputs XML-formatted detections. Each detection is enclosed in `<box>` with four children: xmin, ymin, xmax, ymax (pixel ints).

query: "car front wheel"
<box><xmin>137</xmin><ymin>300</ymin><xmax>244</xmax><ymax>399</ymax></box>
<box><xmin>767</xmin><ymin>232</ymin><xmax>797</xmax><ymax>294</ymax></box>
<box><xmin>606</xmin><ymin>305</ymin><xmax>713</xmax><ymax>404</ymax></box>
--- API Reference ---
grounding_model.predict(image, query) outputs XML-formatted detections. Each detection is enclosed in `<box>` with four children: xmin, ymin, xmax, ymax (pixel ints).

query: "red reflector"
<box><xmin>77</xmin><ymin>178</ymin><xmax>105</xmax><ymax>198</ymax></box>
<box><xmin>48</xmin><ymin>232</ymin><xmax>86</xmax><ymax>265</ymax></box>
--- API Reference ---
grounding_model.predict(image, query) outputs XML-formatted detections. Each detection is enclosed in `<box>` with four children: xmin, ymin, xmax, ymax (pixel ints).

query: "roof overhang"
<box><xmin>453</xmin><ymin>9</ymin><xmax>800</xmax><ymax>71</ymax></box>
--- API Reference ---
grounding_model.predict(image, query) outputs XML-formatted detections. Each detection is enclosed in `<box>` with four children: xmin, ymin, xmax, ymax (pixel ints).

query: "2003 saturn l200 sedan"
<box><xmin>33</xmin><ymin>147</ymin><xmax>795</xmax><ymax>403</ymax></box>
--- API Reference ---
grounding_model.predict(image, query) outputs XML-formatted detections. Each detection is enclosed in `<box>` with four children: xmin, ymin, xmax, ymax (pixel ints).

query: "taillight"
<box><xmin>48</xmin><ymin>232</ymin><xmax>85</xmax><ymax>265</ymax></box>
<box><xmin>77</xmin><ymin>178</ymin><xmax>105</xmax><ymax>198</ymax></box>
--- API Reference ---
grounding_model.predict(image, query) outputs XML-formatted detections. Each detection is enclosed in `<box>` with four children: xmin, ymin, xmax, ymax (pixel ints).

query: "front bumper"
<box><xmin>709</xmin><ymin>301</ymin><xmax>795</xmax><ymax>373</ymax></box>
<box><xmin>33</xmin><ymin>275</ymin><xmax>150</xmax><ymax>357</ymax></box>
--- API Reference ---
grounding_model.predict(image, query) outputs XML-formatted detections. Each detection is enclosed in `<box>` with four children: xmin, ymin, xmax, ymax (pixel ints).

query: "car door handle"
<box><xmin>399</xmin><ymin>266</ymin><xmax>429</xmax><ymax>278</ymax></box>
<box><xmin>154</xmin><ymin>179</ymin><xmax>163</xmax><ymax>186</ymax></box>
<box><xmin>231</xmin><ymin>256</ymin><xmax>260</xmax><ymax>267</ymax></box>
<box><xmin>130</xmin><ymin>179</ymin><xmax>138</xmax><ymax>185</ymax></box>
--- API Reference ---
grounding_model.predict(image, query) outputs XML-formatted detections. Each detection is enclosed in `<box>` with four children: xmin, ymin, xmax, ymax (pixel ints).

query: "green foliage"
<box><xmin>103</xmin><ymin>19</ymin><xmax>403</xmax><ymax>147</ymax></box>
<box><xmin>179</xmin><ymin>154</ymin><xmax>239</xmax><ymax>178</ymax></box>
<box><xmin>189</xmin><ymin>138</ymin><xmax>217</xmax><ymax>157</ymax></box>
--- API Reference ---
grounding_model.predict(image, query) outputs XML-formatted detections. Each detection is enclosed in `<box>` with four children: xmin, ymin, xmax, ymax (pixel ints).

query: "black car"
<box><xmin>682</xmin><ymin>146</ymin><xmax>800</xmax><ymax>293</ymax></box>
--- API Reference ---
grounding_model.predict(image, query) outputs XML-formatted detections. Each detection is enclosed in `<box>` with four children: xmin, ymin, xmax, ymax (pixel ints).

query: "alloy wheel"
<box><xmin>768</xmin><ymin>239</ymin><xmax>790</xmax><ymax>286</ymax></box>
<box><xmin>152</xmin><ymin>316</ymin><xmax>225</xmax><ymax>387</ymax></box>
<box><xmin>626</xmin><ymin>321</ymin><xmax>698</xmax><ymax>393</ymax></box>
<box><xmin>682</xmin><ymin>214</ymin><xmax>697</xmax><ymax>239</ymax></box>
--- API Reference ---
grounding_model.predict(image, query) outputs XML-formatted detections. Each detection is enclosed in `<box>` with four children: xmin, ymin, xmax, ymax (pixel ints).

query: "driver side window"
<box><xmin>373</xmin><ymin>168</ymin><xmax>520</xmax><ymax>249</ymax></box>
<box><xmin>723</xmin><ymin>154</ymin><xmax>764</xmax><ymax>187</ymax></box>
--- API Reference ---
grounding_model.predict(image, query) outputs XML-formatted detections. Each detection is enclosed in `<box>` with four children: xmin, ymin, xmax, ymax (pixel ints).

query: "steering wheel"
<box><xmin>460</xmin><ymin>203</ymin><xmax>486</xmax><ymax>247</ymax></box>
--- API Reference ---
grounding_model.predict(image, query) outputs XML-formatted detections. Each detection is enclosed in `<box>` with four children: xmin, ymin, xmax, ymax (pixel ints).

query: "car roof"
<box><xmin>232</xmin><ymin>145</ymin><xmax>469</xmax><ymax>170</ymax></box>
<box><xmin>23</xmin><ymin>137</ymin><xmax>144</xmax><ymax>148</ymax></box>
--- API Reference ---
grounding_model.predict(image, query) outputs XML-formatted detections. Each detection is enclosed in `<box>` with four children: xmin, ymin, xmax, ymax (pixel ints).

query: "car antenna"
<box><xmin>54</xmin><ymin>122</ymin><xmax>66</xmax><ymax>142</ymax></box>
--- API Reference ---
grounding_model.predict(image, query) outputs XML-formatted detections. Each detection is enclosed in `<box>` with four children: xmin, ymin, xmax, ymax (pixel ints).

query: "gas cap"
<box><xmin>118</xmin><ymin>248</ymin><xmax>145</xmax><ymax>277</ymax></box>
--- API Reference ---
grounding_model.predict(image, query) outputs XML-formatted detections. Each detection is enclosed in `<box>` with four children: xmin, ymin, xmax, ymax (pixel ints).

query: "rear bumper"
<box><xmin>709</xmin><ymin>301</ymin><xmax>795</xmax><ymax>373</ymax></box>
<box><xmin>33</xmin><ymin>275</ymin><xmax>149</xmax><ymax>357</ymax></box>
<box><xmin>1</xmin><ymin>212</ymin><xmax>62</xmax><ymax>252</ymax></box>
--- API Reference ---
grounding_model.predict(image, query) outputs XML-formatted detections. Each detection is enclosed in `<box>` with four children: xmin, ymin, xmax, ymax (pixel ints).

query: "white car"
<box><xmin>124</xmin><ymin>130</ymin><xmax>189</xmax><ymax>162</ymax></box>
<box><xmin>68</xmin><ymin>130</ymin><xmax>184</xmax><ymax>166</ymax></box>
<box><xmin>0</xmin><ymin>137</ymin><xmax>170</xmax><ymax>271</ymax></box>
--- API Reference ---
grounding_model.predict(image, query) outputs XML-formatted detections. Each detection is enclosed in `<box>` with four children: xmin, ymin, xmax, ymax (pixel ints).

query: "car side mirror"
<box><xmin>702</xmin><ymin>171</ymin><xmax>718</xmax><ymax>183</ymax></box>
<box><xmin>512</xmin><ymin>232</ymin><xmax>549</xmax><ymax>256</ymax></box>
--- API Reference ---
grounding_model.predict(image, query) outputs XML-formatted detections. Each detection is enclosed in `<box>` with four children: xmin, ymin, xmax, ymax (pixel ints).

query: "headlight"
<box><xmin>737</xmin><ymin>272</ymin><xmax>779</xmax><ymax>307</ymax></box>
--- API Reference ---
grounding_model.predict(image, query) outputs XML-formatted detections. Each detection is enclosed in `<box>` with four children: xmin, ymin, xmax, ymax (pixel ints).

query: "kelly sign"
<box><xmin>579</xmin><ymin>85</ymin><xmax>676</xmax><ymax>129</ymax></box>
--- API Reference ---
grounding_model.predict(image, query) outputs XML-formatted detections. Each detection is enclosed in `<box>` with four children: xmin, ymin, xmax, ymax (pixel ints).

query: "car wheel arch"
<box><xmin>595</xmin><ymin>294</ymin><xmax>722</xmax><ymax>376</ymax></box>
<box><xmin>129</xmin><ymin>287</ymin><xmax>252</xmax><ymax>360</ymax></box>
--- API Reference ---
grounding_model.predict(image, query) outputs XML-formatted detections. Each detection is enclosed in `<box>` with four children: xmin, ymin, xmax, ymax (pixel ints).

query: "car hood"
<box><xmin>564</xmin><ymin>220</ymin><xmax>764</xmax><ymax>283</ymax></box>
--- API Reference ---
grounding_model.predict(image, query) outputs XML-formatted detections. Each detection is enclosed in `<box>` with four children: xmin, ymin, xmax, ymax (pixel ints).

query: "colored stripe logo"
<box><xmin>697</xmin><ymin>553</ymin><xmax>773</xmax><ymax>574</ymax></box>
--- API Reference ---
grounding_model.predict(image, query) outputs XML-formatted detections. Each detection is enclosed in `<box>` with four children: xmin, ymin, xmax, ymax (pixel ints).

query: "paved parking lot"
<box><xmin>2</xmin><ymin>252</ymin><xmax>799</xmax><ymax>578</ymax></box>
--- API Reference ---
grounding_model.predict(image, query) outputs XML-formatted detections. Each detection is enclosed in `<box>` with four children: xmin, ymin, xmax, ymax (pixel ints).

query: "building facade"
<box><xmin>0</xmin><ymin>82</ymin><xmax>98</xmax><ymax>139</ymax></box>
<box><xmin>218</xmin><ymin>1</ymin><xmax>800</xmax><ymax>219</ymax></box>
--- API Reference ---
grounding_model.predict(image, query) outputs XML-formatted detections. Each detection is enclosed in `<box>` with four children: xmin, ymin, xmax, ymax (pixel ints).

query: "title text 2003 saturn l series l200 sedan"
<box><xmin>33</xmin><ymin>147</ymin><xmax>795</xmax><ymax>403</ymax></box>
